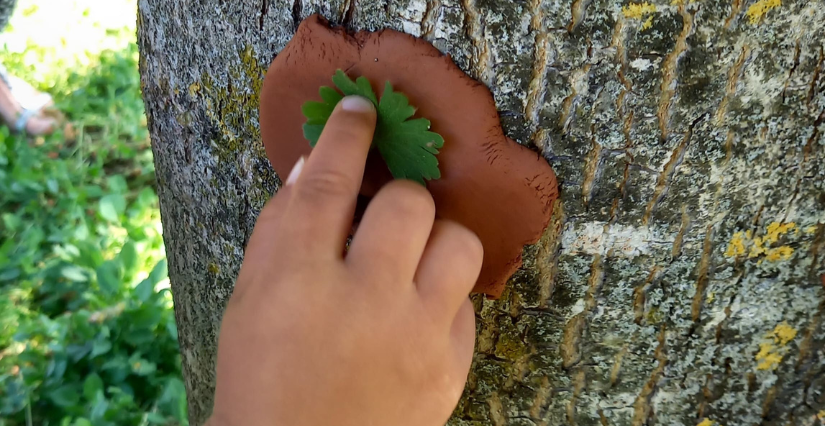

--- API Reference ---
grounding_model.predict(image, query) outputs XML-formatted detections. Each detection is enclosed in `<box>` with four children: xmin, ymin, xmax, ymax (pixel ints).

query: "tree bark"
<box><xmin>137</xmin><ymin>0</ymin><xmax>825</xmax><ymax>425</ymax></box>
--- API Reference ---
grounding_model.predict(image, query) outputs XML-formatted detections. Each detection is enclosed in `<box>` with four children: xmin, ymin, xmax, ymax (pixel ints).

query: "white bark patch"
<box><xmin>629</xmin><ymin>57</ymin><xmax>654</xmax><ymax>71</ymax></box>
<box><xmin>397</xmin><ymin>0</ymin><xmax>427</xmax><ymax>36</ymax></box>
<box><xmin>561</xmin><ymin>221</ymin><xmax>657</xmax><ymax>257</ymax></box>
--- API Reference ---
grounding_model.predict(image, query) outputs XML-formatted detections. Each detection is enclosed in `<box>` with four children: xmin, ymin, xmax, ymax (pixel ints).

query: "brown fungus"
<box><xmin>260</xmin><ymin>14</ymin><xmax>558</xmax><ymax>298</ymax></box>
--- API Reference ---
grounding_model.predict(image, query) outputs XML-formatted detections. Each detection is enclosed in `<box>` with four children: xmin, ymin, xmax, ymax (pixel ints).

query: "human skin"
<box><xmin>207</xmin><ymin>95</ymin><xmax>483</xmax><ymax>426</ymax></box>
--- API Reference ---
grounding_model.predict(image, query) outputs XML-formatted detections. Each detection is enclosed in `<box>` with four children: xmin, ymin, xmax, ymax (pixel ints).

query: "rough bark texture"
<box><xmin>137</xmin><ymin>0</ymin><xmax>825</xmax><ymax>425</ymax></box>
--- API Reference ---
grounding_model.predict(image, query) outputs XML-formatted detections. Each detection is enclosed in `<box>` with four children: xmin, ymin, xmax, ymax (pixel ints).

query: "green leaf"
<box><xmin>118</xmin><ymin>242</ymin><xmax>138</xmax><ymax>277</ymax></box>
<box><xmin>73</xmin><ymin>418</ymin><xmax>93</xmax><ymax>426</ymax></box>
<box><xmin>131</xmin><ymin>359</ymin><xmax>157</xmax><ymax>376</ymax></box>
<box><xmin>301</xmin><ymin>86</ymin><xmax>344</xmax><ymax>145</ymax></box>
<box><xmin>148</xmin><ymin>260</ymin><xmax>168</xmax><ymax>285</ymax></box>
<box><xmin>134</xmin><ymin>278</ymin><xmax>155</xmax><ymax>302</ymax></box>
<box><xmin>331</xmin><ymin>69</ymin><xmax>378</xmax><ymax>104</ymax></box>
<box><xmin>83</xmin><ymin>373</ymin><xmax>104</xmax><ymax>401</ymax></box>
<box><xmin>375</xmin><ymin>82</ymin><xmax>444</xmax><ymax>184</ymax></box>
<box><xmin>166</xmin><ymin>319</ymin><xmax>179</xmax><ymax>340</ymax></box>
<box><xmin>48</xmin><ymin>385</ymin><xmax>81</xmax><ymax>407</ymax></box>
<box><xmin>98</xmin><ymin>194</ymin><xmax>126</xmax><ymax>222</ymax></box>
<box><xmin>96</xmin><ymin>260</ymin><xmax>121</xmax><ymax>296</ymax></box>
<box><xmin>91</xmin><ymin>338</ymin><xmax>112</xmax><ymax>358</ymax></box>
<box><xmin>61</xmin><ymin>264</ymin><xmax>88</xmax><ymax>282</ymax></box>
<box><xmin>89</xmin><ymin>392</ymin><xmax>109</xmax><ymax>420</ymax></box>
<box><xmin>0</xmin><ymin>267</ymin><xmax>21</xmax><ymax>282</ymax></box>
<box><xmin>300</xmin><ymin>70</ymin><xmax>444</xmax><ymax>184</ymax></box>
<box><xmin>146</xmin><ymin>413</ymin><xmax>167</xmax><ymax>424</ymax></box>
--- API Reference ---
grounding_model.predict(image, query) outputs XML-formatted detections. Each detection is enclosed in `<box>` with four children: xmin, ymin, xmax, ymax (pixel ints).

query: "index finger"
<box><xmin>284</xmin><ymin>96</ymin><xmax>377</xmax><ymax>258</ymax></box>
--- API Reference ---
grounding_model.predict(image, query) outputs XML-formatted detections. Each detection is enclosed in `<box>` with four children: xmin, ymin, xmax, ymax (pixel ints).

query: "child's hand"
<box><xmin>208</xmin><ymin>96</ymin><xmax>483</xmax><ymax>426</ymax></box>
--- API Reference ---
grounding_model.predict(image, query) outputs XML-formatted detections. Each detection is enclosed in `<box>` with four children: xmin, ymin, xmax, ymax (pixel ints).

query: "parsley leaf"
<box><xmin>301</xmin><ymin>70</ymin><xmax>444</xmax><ymax>184</ymax></box>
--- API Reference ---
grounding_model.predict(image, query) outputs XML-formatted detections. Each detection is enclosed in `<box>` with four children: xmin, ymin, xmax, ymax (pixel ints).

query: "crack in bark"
<box><xmin>806</xmin><ymin>46</ymin><xmax>823</xmax><ymax>107</ymax></box>
<box><xmin>760</xmin><ymin>385</ymin><xmax>778</xmax><ymax>420</ymax></box>
<box><xmin>581</xmin><ymin>137</ymin><xmax>603</xmax><ymax>207</ymax></box>
<box><xmin>609</xmin><ymin>17</ymin><xmax>635</xmax><ymax>224</ymax></box>
<box><xmin>796</xmin><ymin>295</ymin><xmax>824</xmax><ymax>370</ymax></box>
<box><xmin>690</xmin><ymin>225</ymin><xmax>715</xmax><ymax>324</ymax></box>
<box><xmin>526</xmin><ymin>0</ymin><xmax>551</xmax><ymax>146</ymax></box>
<box><xmin>566</xmin><ymin>370</ymin><xmax>586</xmax><ymax>426</ymax></box>
<box><xmin>528</xmin><ymin>376</ymin><xmax>552</xmax><ymax>422</ymax></box>
<box><xmin>723</xmin><ymin>0</ymin><xmax>742</xmax><ymax>29</ymax></box>
<box><xmin>342</xmin><ymin>0</ymin><xmax>356</xmax><ymax>28</ymax></box>
<box><xmin>671</xmin><ymin>206</ymin><xmax>691</xmax><ymax>260</ymax></box>
<box><xmin>561</xmin><ymin>254</ymin><xmax>605</xmax><ymax>369</ymax></box>
<box><xmin>782</xmin><ymin>107</ymin><xmax>824</xmax><ymax>224</ymax></box>
<box><xmin>633</xmin><ymin>266</ymin><xmax>663</xmax><ymax>324</ymax></box>
<box><xmin>291</xmin><ymin>0</ymin><xmax>303</xmax><ymax>31</ymax></box>
<box><xmin>419</xmin><ymin>0</ymin><xmax>441</xmax><ymax>40</ymax></box>
<box><xmin>716</xmin><ymin>290</ymin><xmax>738</xmax><ymax>345</ymax></box>
<box><xmin>537</xmin><ymin>200</ymin><xmax>565</xmax><ymax>308</ymax></box>
<box><xmin>609</xmin><ymin>345</ymin><xmax>629</xmax><ymax>387</ymax></box>
<box><xmin>631</xmin><ymin>326</ymin><xmax>668</xmax><ymax>426</ymax></box>
<box><xmin>657</xmin><ymin>5</ymin><xmax>693</xmax><ymax>141</ymax></box>
<box><xmin>584</xmin><ymin>253</ymin><xmax>605</xmax><ymax>310</ymax></box>
<box><xmin>567</xmin><ymin>0</ymin><xmax>592</xmax><ymax>33</ymax></box>
<box><xmin>461</xmin><ymin>0</ymin><xmax>493</xmax><ymax>86</ymax></box>
<box><xmin>715</xmin><ymin>44</ymin><xmax>750</xmax><ymax>126</ymax></box>
<box><xmin>561</xmin><ymin>314</ymin><xmax>586</xmax><ymax>368</ymax></box>
<box><xmin>780</xmin><ymin>41</ymin><xmax>800</xmax><ymax>105</ymax></box>
<box><xmin>809</xmin><ymin>223</ymin><xmax>824</xmax><ymax>278</ymax></box>
<box><xmin>643</xmin><ymin>114</ymin><xmax>705</xmax><ymax>225</ymax></box>
<box><xmin>559</xmin><ymin>64</ymin><xmax>592</xmax><ymax>135</ymax></box>
<box><xmin>488</xmin><ymin>392</ymin><xmax>507</xmax><ymax>426</ymax></box>
<box><xmin>611</xmin><ymin>17</ymin><xmax>632</xmax><ymax>91</ymax></box>
<box><xmin>259</xmin><ymin>0</ymin><xmax>269</xmax><ymax>31</ymax></box>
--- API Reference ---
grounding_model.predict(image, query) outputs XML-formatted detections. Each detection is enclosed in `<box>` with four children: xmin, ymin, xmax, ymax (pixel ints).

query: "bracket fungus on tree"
<box><xmin>259</xmin><ymin>14</ymin><xmax>558</xmax><ymax>298</ymax></box>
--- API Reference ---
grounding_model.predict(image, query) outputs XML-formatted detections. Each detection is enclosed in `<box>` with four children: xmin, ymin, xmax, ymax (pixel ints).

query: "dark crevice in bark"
<box><xmin>342</xmin><ymin>0</ymin><xmax>356</xmax><ymax>28</ymax></box>
<box><xmin>259</xmin><ymin>0</ymin><xmax>269</xmax><ymax>31</ymax></box>
<box><xmin>291</xmin><ymin>0</ymin><xmax>303</xmax><ymax>32</ymax></box>
<box><xmin>806</xmin><ymin>46</ymin><xmax>823</xmax><ymax>107</ymax></box>
<box><xmin>780</xmin><ymin>41</ymin><xmax>800</xmax><ymax>105</ymax></box>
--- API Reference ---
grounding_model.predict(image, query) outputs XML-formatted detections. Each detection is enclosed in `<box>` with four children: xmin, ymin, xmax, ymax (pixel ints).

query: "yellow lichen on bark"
<box><xmin>745</xmin><ymin>0</ymin><xmax>781</xmax><ymax>24</ymax></box>
<box><xmin>724</xmin><ymin>222</ymin><xmax>795</xmax><ymax>262</ymax></box>
<box><xmin>622</xmin><ymin>2</ymin><xmax>657</xmax><ymax>30</ymax></box>
<box><xmin>764</xmin><ymin>222</ymin><xmax>796</xmax><ymax>243</ymax></box>
<box><xmin>725</xmin><ymin>231</ymin><xmax>747</xmax><ymax>257</ymax></box>
<box><xmin>772</xmin><ymin>322</ymin><xmax>797</xmax><ymax>344</ymax></box>
<box><xmin>755</xmin><ymin>322</ymin><xmax>798</xmax><ymax>370</ymax></box>
<box><xmin>765</xmin><ymin>246</ymin><xmax>793</xmax><ymax>261</ymax></box>
<box><xmin>756</xmin><ymin>342</ymin><xmax>783</xmax><ymax>370</ymax></box>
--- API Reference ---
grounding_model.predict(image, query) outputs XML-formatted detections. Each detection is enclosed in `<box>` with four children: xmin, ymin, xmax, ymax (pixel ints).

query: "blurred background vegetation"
<box><xmin>0</xmin><ymin>0</ymin><xmax>186</xmax><ymax>424</ymax></box>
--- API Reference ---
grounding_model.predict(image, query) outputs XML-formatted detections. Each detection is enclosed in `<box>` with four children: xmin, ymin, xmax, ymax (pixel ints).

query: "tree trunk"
<box><xmin>137</xmin><ymin>0</ymin><xmax>825</xmax><ymax>424</ymax></box>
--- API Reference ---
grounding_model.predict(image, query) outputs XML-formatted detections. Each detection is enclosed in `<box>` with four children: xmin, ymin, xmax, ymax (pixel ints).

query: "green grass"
<box><xmin>0</xmin><ymin>1</ymin><xmax>185</xmax><ymax>425</ymax></box>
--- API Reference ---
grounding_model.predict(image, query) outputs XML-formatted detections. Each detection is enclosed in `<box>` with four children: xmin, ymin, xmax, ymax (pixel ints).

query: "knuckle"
<box><xmin>380</xmin><ymin>180</ymin><xmax>436</xmax><ymax>219</ymax></box>
<box><xmin>442</xmin><ymin>221</ymin><xmax>484</xmax><ymax>265</ymax></box>
<box><xmin>295</xmin><ymin>169</ymin><xmax>356</xmax><ymax>200</ymax></box>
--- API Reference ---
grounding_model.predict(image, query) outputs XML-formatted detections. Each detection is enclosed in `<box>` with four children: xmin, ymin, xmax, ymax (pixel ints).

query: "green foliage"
<box><xmin>0</xmin><ymin>2</ymin><xmax>185</xmax><ymax>425</ymax></box>
<box><xmin>301</xmin><ymin>70</ymin><xmax>445</xmax><ymax>185</ymax></box>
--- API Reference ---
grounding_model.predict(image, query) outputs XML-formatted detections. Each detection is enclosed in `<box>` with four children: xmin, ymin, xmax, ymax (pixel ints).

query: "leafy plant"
<box><xmin>0</xmin><ymin>1</ymin><xmax>185</xmax><ymax>425</ymax></box>
<box><xmin>301</xmin><ymin>70</ymin><xmax>445</xmax><ymax>185</ymax></box>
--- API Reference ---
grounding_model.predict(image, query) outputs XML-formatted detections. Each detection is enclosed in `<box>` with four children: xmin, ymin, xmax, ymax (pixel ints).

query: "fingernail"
<box><xmin>285</xmin><ymin>156</ymin><xmax>305</xmax><ymax>186</ymax></box>
<box><xmin>340</xmin><ymin>96</ymin><xmax>375</xmax><ymax>113</ymax></box>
